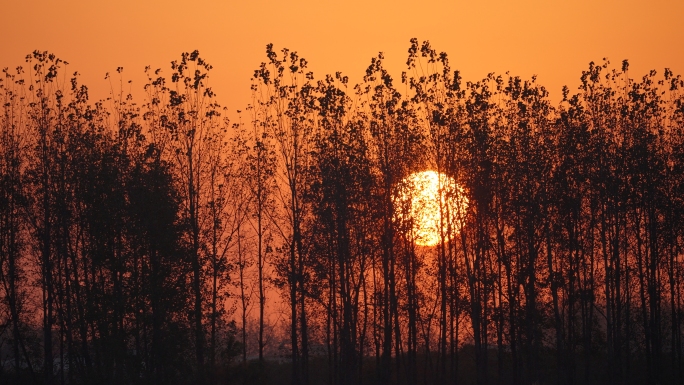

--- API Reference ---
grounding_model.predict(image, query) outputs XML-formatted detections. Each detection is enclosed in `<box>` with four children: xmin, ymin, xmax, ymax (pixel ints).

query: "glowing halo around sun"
<box><xmin>395</xmin><ymin>170</ymin><xmax>469</xmax><ymax>247</ymax></box>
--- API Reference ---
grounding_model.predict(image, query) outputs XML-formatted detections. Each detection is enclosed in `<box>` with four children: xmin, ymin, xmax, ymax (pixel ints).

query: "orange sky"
<box><xmin>3</xmin><ymin>0</ymin><xmax>683</xmax><ymax>118</ymax></box>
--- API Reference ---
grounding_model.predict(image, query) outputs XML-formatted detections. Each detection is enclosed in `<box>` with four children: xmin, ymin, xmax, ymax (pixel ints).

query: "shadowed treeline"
<box><xmin>1</xmin><ymin>40</ymin><xmax>684</xmax><ymax>385</ymax></box>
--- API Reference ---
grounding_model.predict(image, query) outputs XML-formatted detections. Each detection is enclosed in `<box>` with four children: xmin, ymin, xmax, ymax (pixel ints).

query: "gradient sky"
<box><xmin>2</xmin><ymin>0</ymin><xmax>683</xmax><ymax>117</ymax></box>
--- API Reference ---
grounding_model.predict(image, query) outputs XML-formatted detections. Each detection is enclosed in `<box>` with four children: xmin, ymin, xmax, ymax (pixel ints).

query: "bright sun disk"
<box><xmin>396</xmin><ymin>170</ymin><xmax>468</xmax><ymax>247</ymax></box>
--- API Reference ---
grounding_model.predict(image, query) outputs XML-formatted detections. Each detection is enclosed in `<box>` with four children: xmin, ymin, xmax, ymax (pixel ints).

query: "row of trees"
<box><xmin>1</xmin><ymin>41</ymin><xmax>684</xmax><ymax>385</ymax></box>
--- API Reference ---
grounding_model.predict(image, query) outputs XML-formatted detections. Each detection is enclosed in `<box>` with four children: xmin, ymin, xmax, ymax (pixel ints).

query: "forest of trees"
<box><xmin>1</xmin><ymin>40</ymin><xmax>684</xmax><ymax>385</ymax></box>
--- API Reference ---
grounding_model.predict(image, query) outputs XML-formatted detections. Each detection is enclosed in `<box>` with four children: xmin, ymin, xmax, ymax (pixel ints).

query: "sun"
<box><xmin>396</xmin><ymin>170</ymin><xmax>468</xmax><ymax>247</ymax></box>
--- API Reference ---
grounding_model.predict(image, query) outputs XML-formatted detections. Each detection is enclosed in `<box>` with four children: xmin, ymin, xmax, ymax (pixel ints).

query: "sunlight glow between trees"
<box><xmin>396</xmin><ymin>170</ymin><xmax>468</xmax><ymax>247</ymax></box>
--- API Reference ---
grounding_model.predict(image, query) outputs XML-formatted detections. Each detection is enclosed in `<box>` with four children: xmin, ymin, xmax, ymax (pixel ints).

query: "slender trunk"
<box><xmin>209</xmin><ymin>167</ymin><xmax>219</xmax><ymax>383</ymax></box>
<box><xmin>381</xmin><ymin>192</ymin><xmax>394</xmax><ymax>384</ymax></box>
<box><xmin>296</xmin><ymin>206</ymin><xmax>308</xmax><ymax>385</ymax></box>
<box><xmin>548</xmin><ymin>221</ymin><xmax>565</xmax><ymax>385</ymax></box>
<box><xmin>259</xmin><ymin>202</ymin><xmax>266</xmax><ymax>364</ymax></box>
<box><xmin>41</xmin><ymin>125</ymin><xmax>54</xmax><ymax>385</ymax></box>
<box><xmin>238</xmin><ymin>225</ymin><xmax>247</xmax><ymax>364</ymax></box>
<box><xmin>188</xmin><ymin>149</ymin><xmax>204</xmax><ymax>383</ymax></box>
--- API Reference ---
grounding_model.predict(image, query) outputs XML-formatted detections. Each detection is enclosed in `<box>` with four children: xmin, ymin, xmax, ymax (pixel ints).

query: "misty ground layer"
<box><xmin>1</xmin><ymin>40</ymin><xmax>684</xmax><ymax>385</ymax></box>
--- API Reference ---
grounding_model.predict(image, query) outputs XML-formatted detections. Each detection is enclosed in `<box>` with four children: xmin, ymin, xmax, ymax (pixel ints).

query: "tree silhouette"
<box><xmin>1</xmin><ymin>41</ymin><xmax>684</xmax><ymax>385</ymax></box>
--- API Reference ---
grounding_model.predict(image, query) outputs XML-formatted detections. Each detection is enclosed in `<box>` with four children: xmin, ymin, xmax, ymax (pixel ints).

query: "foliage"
<box><xmin>1</xmin><ymin>43</ymin><xmax>684</xmax><ymax>385</ymax></box>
